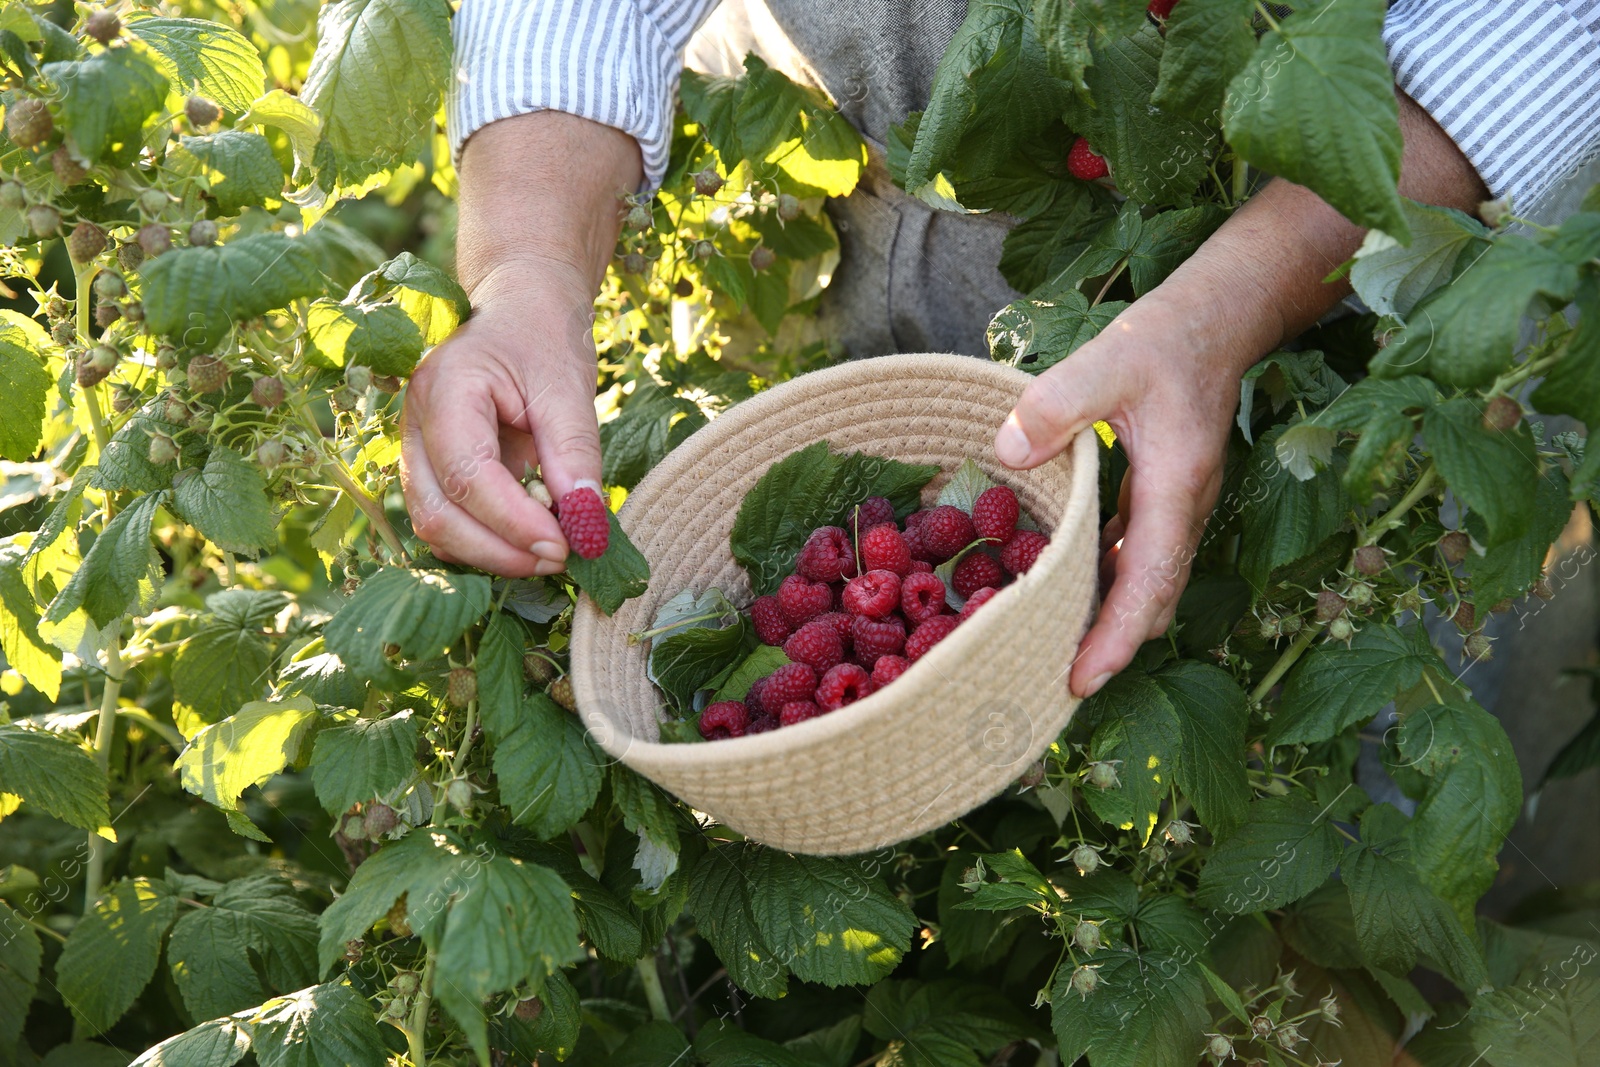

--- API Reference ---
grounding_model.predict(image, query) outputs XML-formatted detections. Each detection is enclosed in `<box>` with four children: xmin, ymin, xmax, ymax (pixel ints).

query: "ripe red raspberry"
<box><xmin>784</xmin><ymin>619</ymin><xmax>845</xmax><ymax>672</ymax></box>
<box><xmin>750</xmin><ymin>595</ymin><xmax>791</xmax><ymax>646</ymax></box>
<box><xmin>779</xmin><ymin>701</ymin><xmax>820</xmax><ymax>726</ymax></box>
<box><xmin>842</xmin><ymin>569</ymin><xmax>901</xmax><ymax>618</ymax></box>
<box><xmin>900</xmin><ymin>572</ymin><xmax>948</xmax><ymax>624</ymax></box>
<box><xmin>1068</xmin><ymin>137</ymin><xmax>1109</xmax><ymax>181</ymax></box>
<box><xmin>853</xmin><ymin>496</ymin><xmax>896</xmax><ymax>531</ymax></box>
<box><xmin>972</xmin><ymin>485</ymin><xmax>1020</xmax><ymax>542</ymax></box>
<box><xmin>905</xmin><ymin>615</ymin><xmax>960</xmax><ymax>661</ymax></box>
<box><xmin>859</xmin><ymin>523</ymin><xmax>912</xmax><ymax>576</ymax></box>
<box><xmin>745</xmin><ymin>676</ymin><xmax>770</xmax><ymax>716</ymax></box>
<box><xmin>747</xmin><ymin>712</ymin><xmax>779</xmax><ymax>734</ymax></box>
<box><xmin>699</xmin><ymin>700</ymin><xmax>748</xmax><ymax>740</ymax></box>
<box><xmin>872</xmin><ymin>655</ymin><xmax>910</xmax><ymax>688</ymax></box>
<box><xmin>557</xmin><ymin>487</ymin><xmax>610</xmax><ymax>559</ymax></box>
<box><xmin>920</xmin><ymin>505</ymin><xmax>977</xmax><ymax>561</ymax></box>
<box><xmin>909</xmin><ymin>559</ymin><xmax>934</xmax><ymax>574</ymax></box>
<box><xmin>903</xmin><ymin>520</ymin><xmax>932</xmax><ymax>562</ymax></box>
<box><xmin>850</xmin><ymin>615</ymin><xmax>905</xmax><ymax>667</ymax></box>
<box><xmin>759</xmin><ymin>663</ymin><xmax>819</xmax><ymax>715</ymax></box>
<box><xmin>816</xmin><ymin>663</ymin><xmax>873</xmax><ymax>710</ymax></box>
<box><xmin>952</xmin><ymin>553</ymin><xmax>1004</xmax><ymax>599</ymax></box>
<box><xmin>796</xmin><ymin>526</ymin><xmax>856</xmax><ymax>583</ymax></box>
<box><xmin>1147</xmin><ymin>0</ymin><xmax>1179</xmax><ymax>18</ymax></box>
<box><xmin>958</xmin><ymin>586</ymin><xmax>999</xmax><ymax>621</ymax></box>
<box><xmin>999</xmin><ymin>530</ymin><xmax>1049</xmax><ymax>575</ymax></box>
<box><xmin>777</xmin><ymin>574</ymin><xmax>832</xmax><ymax>627</ymax></box>
<box><xmin>814</xmin><ymin>611</ymin><xmax>854</xmax><ymax>649</ymax></box>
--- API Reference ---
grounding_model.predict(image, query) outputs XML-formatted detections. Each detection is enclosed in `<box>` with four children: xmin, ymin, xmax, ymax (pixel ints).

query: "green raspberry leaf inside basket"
<box><xmin>732</xmin><ymin>441</ymin><xmax>940</xmax><ymax>596</ymax></box>
<box><xmin>566</xmin><ymin>511</ymin><xmax>650</xmax><ymax>615</ymax></box>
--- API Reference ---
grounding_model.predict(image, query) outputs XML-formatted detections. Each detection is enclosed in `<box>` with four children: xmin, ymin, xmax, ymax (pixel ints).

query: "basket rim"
<box><xmin>572</xmin><ymin>353</ymin><xmax>1100</xmax><ymax>767</ymax></box>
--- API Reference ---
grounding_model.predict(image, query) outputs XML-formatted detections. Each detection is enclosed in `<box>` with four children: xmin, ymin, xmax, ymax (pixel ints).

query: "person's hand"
<box><xmin>401</xmin><ymin>263</ymin><xmax>603</xmax><ymax>577</ymax></box>
<box><xmin>397</xmin><ymin>110</ymin><xmax>643</xmax><ymax>575</ymax></box>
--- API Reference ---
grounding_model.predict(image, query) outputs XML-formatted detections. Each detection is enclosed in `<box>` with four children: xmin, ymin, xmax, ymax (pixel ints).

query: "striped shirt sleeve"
<box><xmin>448</xmin><ymin>0</ymin><xmax>720</xmax><ymax>189</ymax></box>
<box><xmin>1385</xmin><ymin>0</ymin><xmax>1600</xmax><ymax>216</ymax></box>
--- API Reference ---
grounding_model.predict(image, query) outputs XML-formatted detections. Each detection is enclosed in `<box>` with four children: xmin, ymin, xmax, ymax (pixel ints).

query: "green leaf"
<box><xmin>1376</xmin><ymin>237</ymin><xmax>1579</xmax><ymax>387</ymax></box>
<box><xmin>1238</xmin><ymin>426</ymin><xmax>1352</xmax><ymax>588</ymax></box>
<box><xmin>168</xmin><ymin>873</ymin><xmax>319</xmax><ymax>1020</ymax></box>
<box><xmin>935</xmin><ymin>459</ymin><xmax>998</xmax><ymax>514</ymax></box>
<box><xmin>491</xmin><ymin>694</ymin><xmax>603</xmax><ymax>840</ymax></box>
<box><xmin>0</xmin><ymin>310</ymin><xmax>50</xmax><ymax>462</ymax></box>
<box><xmin>126</xmin><ymin>16</ymin><xmax>266</xmax><ymax>112</ymax></box>
<box><xmin>1348</xmin><ymin>200</ymin><xmax>1488</xmax><ymax>317</ymax></box>
<box><xmin>173</xmin><ymin>130</ymin><xmax>284</xmax><ymax>213</ymax></box>
<box><xmin>323</xmin><ymin>567</ymin><xmax>491</xmax><ymax>686</ymax></box>
<box><xmin>128</xmin><ymin>1019</ymin><xmax>251</xmax><ymax>1067</ymax></box>
<box><xmin>564</xmin><ymin>509</ymin><xmax>651</xmax><ymax>616</ymax></box>
<box><xmin>1532</xmin><ymin>276</ymin><xmax>1600</xmax><ymax>433</ymax></box>
<box><xmin>56</xmin><ymin>878</ymin><xmax>177</xmax><ymax>1035</ymax></box>
<box><xmin>1269</xmin><ymin>623</ymin><xmax>1440</xmax><ymax>747</ymax></box>
<box><xmin>650</xmin><ymin>616</ymin><xmax>750</xmax><ymax>711</ymax></box>
<box><xmin>1130</xmin><ymin>894</ymin><xmax>1208</xmax><ymax>954</ymax></box>
<box><xmin>1293</xmin><ymin>374</ymin><xmax>1438</xmax><ymax>503</ymax></box>
<box><xmin>0</xmin><ymin>539</ymin><xmax>62</xmax><ymax>701</ymax></box>
<box><xmin>601</xmin><ymin>377</ymin><xmax>704</xmax><ymax>489</ymax></box>
<box><xmin>687</xmin><ymin>845</ymin><xmax>790</xmax><ymax>999</ymax></box>
<box><xmin>1465</xmin><ymin>465</ymin><xmax>1572</xmax><ymax>607</ymax></box>
<box><xmin>681</xmin><ymin>70</ymin><xmax>745</xmax><ymax>163</ymax></box>
<box><xmin>1195</xmin><ymin>795</ymin><xmax>1343</xmax><ymax>914</ymax></box>
<box><xmin>141</xmin><ymin>233</ymin><xmax>327</xmax><ymax>350</ymax></box>
<box><xmin>1052</xmin><ymin>949</ymin><xmax>1209</xmax><ymax>1067</ymax></box>
<box><xmin>1345</xmin><ymin>807</ymin><xmax>1489</xmax><ymax>993</ymax></box>
<box><xmin>1035</xmin><ymin>0</ymin><xmax>1149</xmax><ymax>94</ymax></box>
<box><xmin>712</xmin><ymin>644</ymin><xmax>791</xmax><ymax>702</ymax></box>
<box><xmin>1127</xmin><ymin>205</ymin><xmax>1229</xmax><ymax>295</ymax></box>
<box><xmin>986</xmin><ymin>290</ymin><xmax>1128</xmax><ymax>374</ymax></box>
<box><xmin>493</xmin><ymin>968</ymin><xmax>581</xmax><ymax>1060</ymax></box>
<box><xmin>607</xmin><ymin>1022</ymin><xmax>692</xmax><ymax>1067</ymax></box>
<box><xmin>308</xmin><ymin>711</ymin><xmax>418</xmax><ymax>815</ymax></box>
<box><xmin>44</xmin><ymin>45</ymin><xmax>169</xmax><ymax>165</ymax></box>
<box><xmin>1397</xmin><ymin>701</ymin><xmax>1522</xmax><ymax>921</ymax></box>
<box><xmin>746</xmin><ymin>848</ymin><xmax>916</xmax><ymax>987</ymax></box>
<box><xmin>997</xmin><ymin>181</ymin><xmax>1116</xmax><ymax>292</ymax></box>
<box><xmin>1152</xmin><ymin>661</ymin><xmax>1250</xmax><ymax>837</ymax></box>
<box><xmin>0</xmin><ymin>722</ymin><xmax>109</xmax><ymax>835</ymax></box>
<box><xmin>471</xmin><ymin>611</ymin><xmax>524</xmax><ymax>736</ymax></box>
<box><xmin>1222</xmin><ymin>0</ymin><xmax>1407</xmax><ymax>238</ymax></box>
<box><xmin>696</xmin><ymin>1019</ymin><xmax>815</xmax><ymax>1067</ymax></box>
<box><xmin>172</xmin><ymin>589</ymin><xmax>288</xmax><ymax>731</ymax></box>
<box><xmin>306</xmin><ymin>298</ymin><xmax>424</xmax><ymax>376</ymax></box>
<box><xmin>907</xmin><ymin>0</ymin><xmax>1068</xmax><ymax>191</ymax></box>
<box><xmin>731</xmin><ymin>442</ymin><xmax>940</xmax><ymax>596</ymax></box>
<box><xmin>864</xmin><ymin>978</ymin><xmax>1042</xmax><ymax>1060</ymax></box>
<box><xmin>277</xmin><ymin>649</ymin><xmax>368</xmax><ymax>710</ymax></box>
<box><xmin>43</xmin><ymin>489</ymin><xmax>164</xmax><ymax>632</ymax></box>
<box><xmin>1062</xmin><ymin>26</ymin><xmax>1221</xmax><ymax>207</ymax></box>
<box><xmin>0</xmin><ymin>901</ymin><xmax>41</xmax><ymax>1056</ymax></box>
<box><xmin>175</xmin><ymin>697</ymin><xmax>321</xmax><ymax>833</ymax></box>
<box><xmin>1081</xmin><ymin>674</ymin><xmax>1180</xmax><ymax>845</ymax></box>
<box><xmin>1469</xmin><ymin>976</ymin><xmax>1600</xmax><ymax>1067</ymax></box>
<box><xmin>1152</xmin><ymin>0</ymin><xmax>1256</xmax><ymax>119</ymax></box>
<box><xmin>246</xmin><ymin>982</ymin><xmax>387</xmax><ymax>1067</ymax></box>
<box><xmin>734</xmin><ymin>54</ymin><xmax>815</xmax><ymax>161</ymax></box>
<box><xmin>171</xmin><ymin>446</ymin><xmax>277</xmax><ymax>556</ymax></box>
<box><xmin>1545</xmin><ymin>710</ymin><xmax>1600</xmax><ymax>785</ymax></box>
<box><xmin>1423</xmin><ymin>398</ymin><xmax>1539</xmax><ymax>547</ymax></box>
<box><xmin>242</xmin><ymin>89</ymin><xmax>323</xmax><ymax>175</ymax></box>
<box><xmin>302</xmin><ymin>0</ymin><xmax>452</xmax><ymax>188</ymax></box>
<box><xmin>316</xmin><ymin>830</ymin><xmax>467</xmax><ymax>972</ymax></box>
<box><xmin>348</xmin><ymin>251</ymin><xmax>469</xmax><ymax>348</ymax></box>
<box><xmin>91</xmin><ymin>405</ymin><xmax>202</xmax><ymax>494</ymax></box>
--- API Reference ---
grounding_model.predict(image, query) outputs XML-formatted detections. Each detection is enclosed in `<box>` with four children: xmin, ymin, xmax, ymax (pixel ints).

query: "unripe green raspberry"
<box><xmin>154</xmin><ymin>345</ymin><xmax>178</xmax><ymax>371</ymax></box>
<box><xmin>116</xmin><ymin>241</ymin><xmax>144</xmax><ymax>272</ymax></box>
<box><xmin>444</xmin><ymin>777</ymin><xmax>475</xmax><ymax>812</ymax></box>
<box><xmin>184</xmin><ymin>95</ymin><xmax>221</xmax><ymax>128</ymax></box>
<box><xmin>137</xmin><ymin>223</ymin><xmax>171</xmax><ymax>257</ymax></box>
<box><xmin>1482</xmin><ymin>395</ymin><xmax>1522</xmax><ymax>432</ymax></box>
<box><xmin>251</xmin><ymin>375</ymin><xmax>285</xmax><ymax>409</ymax></box>
<box><xmin>256</xmin><ymin>439</ymin><xmax>287</xmax><ymax>469</ymax></box>
<box><xmin>1352</xmin><ymin>544</ymin><xmax>1387</xmax><ymax>576</ymax></box>
<box><xmin>749</xmin><ymin>244</ymin><xmax>776</xmax><ymax>272</ymax></box>
<box><xmin>138</xmin><ymin>188</ymin><xmax>168</xmax><ymax>218</ymax></box>
<box><xmin>624</xmin><ymin>203</ymin><xmax>652</xmax><ymax>231</ymax></box>
<box><xmin>1279</xmin><ymin>614</ymin><xmax>1303</xmax><ymax>636</ymax></box>
<box><xmin>362</xmin><ymin>801</ymin><xmax>398</xmax><ymax>839</ymax></box>
<box><xmin>1068</xmin><ymin>964</ymin><xmax>1099</xmax><ymax>999</ymax></box>
<box><xmin>147</xmin><ymin>431</ymin><xmax>178</xmax><ymax>465</ymax></box>
<box><xmin>1396</xmin><ymin>587</ymin><xmax>1424</xmax><ymax>616</ymax></box>
<box><xmin>120</xmin><ymin>300</ymin><xmax>143</xmax><ymax>323</ymax></box>
<box><xmin>44</xmin><ymin>294</ymin><xmax>69</xmax><ymax>319</ymax></box>
<box><xmin>345</xmin><ymin>364</ymin><xmax>373</xmax><ymax>394</ymax></box>
<box><xmin>389</xmin><ymin>970</ymin><xmax>420</xmax><ymax>998</ymax></box>
<box><xmin>94</xmin><ymin>302</ymin><xmax>119</xmax><ymax>328</ymax></box>
<box><xmin>777</xmin><ymin>192</ymin><xmax>801</xmax><ymax>220</ymax></box>
<box><xmin>186</xmin><ymin>354</ymin><xmax>229</xmax><ymax>394</ymax></box>
<box><xmin>50</xmin><ymin>147</ymin><xmax>85</xmax><ymax>186</ymax></box>
<box><xmin>446</xmin><ymin>666</ymin><xmax>477</xmax><ymax>708</ymax></box>
<box><xmin>84</xmin><ymin>10</ymin><xmax>121</xmax><ymax>43</ymax></box>
<box><xmin>1464</xmin><ymin>630</ymin><xmax>1492</xmax><ymax>662</ymax></box>
<box><xmin>0</xmin><ymin>181</ymin><xmax>24</xmax><ymax>211</ymax></box>
<box><xmin>50</xmin><ymin>320</ymin><xmax>74</xmax><ymax>345</ymax></box>
<box><xmin>692</xmin><ymin>168</ymin><xmax>723</xmax><ymax>196</ymax></box>
<box><xmin>1144</xmin><ymin>842</ymin><xmax>1168</xmax><ymax>865</ymax></box>
<box><xmin>1276</xmin><ymin>1023</ymin><xmax>1303</xmax><ymax>1050</ymax></box>
<box><xmin>1258</xmin><ymin>613</ymin><xmax>1281</xmax><ymax>640</ymax></box>
<box><xmin>161</xmin><ymin>396</ymin><xmax>191</xmax><ymax>425</ymax></box>
<box><xmin>93</xmin><ymin>272</ymin><xmax>126</xmax><ymax>300</ymax></box>
<box><xmin>1164</xmin><ymin>820</ymin><xmax>1193</xmax><ymax>846</ymax></box>
<box><xmin>330</xmin><ymin>385</ymin><xmax>360</xmax><ymax>411</ymax></box>
<box><xmin>188</xmin><ymin>218</ymin><xmax>218</xmax><ymax>246</ymax></box>
<box><xmin>1250</xmin><ymin>1014</ymin><xmax>1273</xmax><ymax>1039</ymax></box>
<box><xmin>1327</xmin><ymin>617</ymin><xmax>1354</xmax><ymax>643</ymax></box>
<box><xmin>1071</xmin><ymin>919</ymin><xmax>1101</xmax><ymax>952</ymax></box>
<box><xmin>25</xmin><ymin>204</ymin><xmax>59</xmax><ymax>237</ymax></box>
<box><xmin>5</xmin><ymin>98</ymin><xmax>53</xmax><ymax>148</ymax></box>
<box><xmin>1205</xmin><ymin>1034</ymin><xmax>1234</xmax><ymax>1061</ymax></box>
<box><xmin>1346</xmin><ymin>581</ymin><xmax>1374</xmax><ymax>608</ymax></box>
<box><xmin>66</xmin><ymin>221</ymin><xmax>107</xmax><ymax>263</ymax></box>
<box><xmin>694</xmin><ymin>239</ymin><xmax>715</xmax><ymax>260</ymax></box>
<box><xmin>1085</xmin><ymin>760</ymin><xmax>1120</xmax><ymax>790</ymax></box>
<box><xmin>548</xmin><ymin>675</ymin><xmax>576</xmax><ymax>712</ymax></box>
<box><xmin>522</xmin><ymin>651</ymin><xmax>555</xmax><ymax>684</ymax></box>
<box><xmin>111</xmin><ymin>384</ymin><xmax>137</xmax><ymax>414</ymax></box>
<box><xmin>621</xmin><ymin>251</ymin><xmax>647</xmax><ymax>274</ymax></box>
<box><xmin>1070</xmin><ymin>843</ymin><xmax>1102</xmax><ymax>876</ymax></box>
<box><xmin>1315</xmin><ymin>589</ymin><xmax>1346</xmax><ymax>621</ymax></box>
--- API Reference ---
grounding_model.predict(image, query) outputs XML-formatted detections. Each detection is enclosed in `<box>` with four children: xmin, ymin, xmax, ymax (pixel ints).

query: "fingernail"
<box><xmin>530</xmin><ymin>540</ymin><xmax>565</xmax><ymax>560</ymax></box>
<box><xmin>533</xmin><ymin>557</ymin><xmax>566</xmax><ymax>577</ymax></box>
<box><xmin>574</xmin><ymin>478</ymin><xmax>603</xmax><ymax>493</ymax></box>
<box><xmin>995</xmin><ymin>415</ymin><xmax>1031</xmax><ymax>467</ymax></box>
<box><xmin>1079</xmin><ymin>671</ymin><xmax>1113</xmax><ymax>699</ymax></box>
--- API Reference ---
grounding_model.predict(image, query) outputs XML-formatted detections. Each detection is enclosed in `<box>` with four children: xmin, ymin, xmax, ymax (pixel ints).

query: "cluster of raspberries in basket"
<box><xmin>697</xmin><ymin>485</ymin><xmax>1050</xmax><ymax>740</ymax></box>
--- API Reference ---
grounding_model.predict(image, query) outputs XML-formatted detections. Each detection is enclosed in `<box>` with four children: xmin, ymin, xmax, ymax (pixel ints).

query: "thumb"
<box><xmin>995</xmin><ymin>345</ymin><xmax>1130</xmax><ymax>469</ymax></box>
<box><xmin>526</xmin><ymin>378</ymin><xmax>604</xmax><ymax>502</ymax></box>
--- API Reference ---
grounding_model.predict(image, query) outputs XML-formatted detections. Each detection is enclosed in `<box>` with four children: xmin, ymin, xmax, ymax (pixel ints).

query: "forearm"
<box><xmin>1146</xmin><ymin>91</ymin><xmax>1489</xmax><ymax>370</ymax></box>
<box><xmin>455</xmin><ymin>111</ymin><xmax>644</xmax><ymax>301</ymax></box>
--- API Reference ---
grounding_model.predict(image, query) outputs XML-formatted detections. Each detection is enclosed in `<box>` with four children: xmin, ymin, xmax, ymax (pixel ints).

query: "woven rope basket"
<box><xmin>570</xmin><ymin>353</ymin><xmax>1099</xmax><ymax>855</ymax></box>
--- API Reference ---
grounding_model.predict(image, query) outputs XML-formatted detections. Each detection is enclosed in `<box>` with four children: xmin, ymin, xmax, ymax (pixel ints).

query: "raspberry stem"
<box><xmin>1249</xmin><ymin>621</ymin><xmax>1323</xmax><ymax>707</ymax></box>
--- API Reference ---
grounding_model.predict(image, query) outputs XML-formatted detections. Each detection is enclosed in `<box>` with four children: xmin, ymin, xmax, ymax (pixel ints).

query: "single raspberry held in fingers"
<box><xmin>872</xmin><ymin>655</ymin><xmax>910</xmax><ymax>688</ymax></box>
<box><xmin>972</xmin><ymin>485</ymin><xmax>1020</xmax><ymax>542</ymax></box>
<box><xmin>750</xmin><ymin>595</ymin><xmax>791</xmax><ymax>646</ymax></box>
<box><xmin>557</xmin><ymin>487</ymin><xmax>610</xmax><ymax>559</ymax></box>
<box><xmin>859</xmin><ymin>523</ymin><xmax>912</xmax><ymax>576</ymax></box>
<box><xmin>953</xmin><ymin>553</ymin><xmax>1005</xmax><ymax>599</ymax></box>
<box><xmin>784</xmin><ymin>619</ymin><xmax>845</xmax><ymax>672</ymax></box>
<box><xmin>906</xmin><ymin>615</ymin><xmax>960</xmax><ymax>661</ymax></box>
<box><xmin>901</xmin><ymin>572</ymin><xmax>948</xmax><ymax>624</ymax></box>
<box><xmin>777</xmin><ymin>574</ymin><xmax>832</xmax><ymax>627</ymax></box>
<box><xmin>854</xmin><ymin>496</ymin><xmax>896</xmax><ymax>531</ymax></box>
<box><xmin>1147</xmin><ymin>0</ymin><xmax>1179</xmax><ymax>18</ymax></box>
<box><xmin>816</xmin><ymin>663</ymin><xmax>873</xmax><ymax>710</ymax></box>
<box><xmin>796</xmin><ymin>526</ymin><xmax>856</xmax><ymax>582</ymax></box>
<box><xmin>699</xmin><ymin>700</ymin><xmax>749</xmax><ymax>740</ymax></box>
<box><xmin>999</xmin><ymin>530</ymin><xmax>1049</xmax><ymax>575</ymax></box>
<box><xmin>779</xmin><ymin>701</ymin><xmax>820</xmax><ymax>726</ymax></box>
<box><xmin>921</xmin><ymin>505</ymin><xmax>977</xmax><ymax>561</ymax></box>
<box><xmin>851</xmin><ymin>614</ymin><xmax>906</xmax><ymax>667</ymax></box>
<box><xmin>842</xmin><ymin>569</ymin><xmax>902</xmax><ymax>618</ymax></box>
<box><xmin>958</xmin><ymin>586</ymin><xmax>998</xmax><ymax>621</ymax></box>
<box><xmin>1068</xmin><ymin>137</ymin><xmax>1109</xmax><ymax>181</ymax></box>
<box><xmin>759</xmin><ymin>663</ymin><xmax>819</xmax><ymax>715</ymax></box>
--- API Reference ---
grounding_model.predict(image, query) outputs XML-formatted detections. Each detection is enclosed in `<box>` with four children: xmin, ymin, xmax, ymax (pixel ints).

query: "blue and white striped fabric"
<box><xmin>450</xmin><ymin>0</ymin><xmax>1600</xmax><ymax>213</ymax></box>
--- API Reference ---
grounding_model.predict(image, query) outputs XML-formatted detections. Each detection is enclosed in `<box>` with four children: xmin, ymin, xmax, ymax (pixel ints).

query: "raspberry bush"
<box><xmin>0</xmin><ymin>2</ymin><xmax>1597</xmax><ymax>1066</ymax></box>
